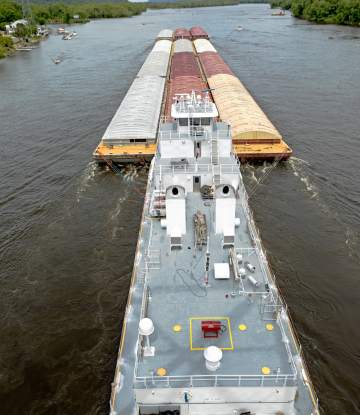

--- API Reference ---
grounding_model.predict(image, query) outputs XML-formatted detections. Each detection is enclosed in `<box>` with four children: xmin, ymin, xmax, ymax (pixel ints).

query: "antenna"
<box><xmin>22</xmin><ymin>0</ymin><xmax>35</xmax><ymax>23</ymax></box>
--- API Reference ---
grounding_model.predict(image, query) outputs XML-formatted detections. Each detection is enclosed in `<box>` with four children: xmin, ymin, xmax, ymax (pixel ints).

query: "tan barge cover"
<box><xmin>208</xmin><ymin>74</ymin><xmax>282</xmax><ymax>143</ymax></box>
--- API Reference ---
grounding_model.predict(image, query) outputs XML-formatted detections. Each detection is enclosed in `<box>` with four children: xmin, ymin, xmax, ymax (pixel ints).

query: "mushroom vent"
<box><xmin>204</xmin><ymin>346</ymin><xmax>223</xmax><ymax>370</ymax></box>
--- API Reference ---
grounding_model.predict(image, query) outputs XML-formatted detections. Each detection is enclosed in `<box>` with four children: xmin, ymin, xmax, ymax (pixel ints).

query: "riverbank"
<box><xmin>0</xmin><ymin>34</ymin><xmax>44</xmax><ymax>59</ymax></box>
<box><xmin>270</xmin><ymin>0</ymin><xmax>360</xmax><ymax>26</ymax></box>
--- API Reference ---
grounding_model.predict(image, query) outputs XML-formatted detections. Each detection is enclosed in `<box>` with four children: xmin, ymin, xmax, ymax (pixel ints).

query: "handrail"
<box><xmin>135</xmin><ymin>373</ymin><xmax>296</xmax><ymax>389</ymax></box>
<box><xmin>158</xmin><ymin>130</ymin><xmax>231</xmax><ymax>141</ymax></box>
<box><xmin>153</xmin><ymin>164</ymin><xmax>213</xmax><ymax>174</ymax></box>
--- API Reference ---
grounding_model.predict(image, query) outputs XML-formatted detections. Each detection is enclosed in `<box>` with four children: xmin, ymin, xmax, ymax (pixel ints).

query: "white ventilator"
<box><xmin>139</xmin><ymin>318</ymin><xmax>155</xmax><ymax>356</ymax></box>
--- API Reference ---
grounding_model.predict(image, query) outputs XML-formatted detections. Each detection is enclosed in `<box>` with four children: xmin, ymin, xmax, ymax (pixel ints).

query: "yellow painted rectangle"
<box><xmin>189</xmin><ymin>317</ymin><xmax>233</xmax><ymax>350</ymax></box>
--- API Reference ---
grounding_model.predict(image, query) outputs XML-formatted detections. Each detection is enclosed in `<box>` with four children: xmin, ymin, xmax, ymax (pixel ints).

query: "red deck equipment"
<box><xmin>202</xmin><ymin>321</ymin><xmax>221</xmax><ymax>338</ymax></box>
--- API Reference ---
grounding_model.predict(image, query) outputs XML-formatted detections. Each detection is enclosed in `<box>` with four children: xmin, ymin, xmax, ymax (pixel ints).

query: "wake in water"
<box><xmin>76</xmin><ymin>161</ymin><xmax>98</xmax><ymax>203</ymax></box>
<box><xmin>289</xmin><ymin>157</ymin><xmax>357</xmax><ymax>256</ymax></box>
<box><xmin>241</xmin><ymin>161</ymin><xmax>276</xmax><ymax>194</ymax></box>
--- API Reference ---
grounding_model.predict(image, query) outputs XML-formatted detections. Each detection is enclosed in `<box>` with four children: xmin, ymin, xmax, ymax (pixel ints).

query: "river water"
<box><xmin>0</xmin><ymin>4</ymin><xmax>359</xmax><ymax>414</ymax></box>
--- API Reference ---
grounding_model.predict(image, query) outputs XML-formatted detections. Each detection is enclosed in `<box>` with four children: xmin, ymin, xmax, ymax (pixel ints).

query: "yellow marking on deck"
<box><xmin>173</xmin><ymin>325</ymin><xmax>181</xmax><ymax>332</ymax></box>
<box><xmin>266</xmin><ymin>324</ymin><xmax>274</xmax><ymax>331</ymax></box>
<box><xmin>157</xmin><ymin>368</ymin><xmax>166</xmax><ymax>376</ymax></box>
<box><xmin>262</xmin><ymin>367</ymin><xmax>271</xmax><ymax>375</ymax></box>
<box><xmin>239</xmin><ymin>324</ymin><xmax>247</xmax><ymax>331</ymax></box>
<box><xmin>190</xmin><ymin>317</ymin><xmax>233</xmax><ymax>350</ymax></box>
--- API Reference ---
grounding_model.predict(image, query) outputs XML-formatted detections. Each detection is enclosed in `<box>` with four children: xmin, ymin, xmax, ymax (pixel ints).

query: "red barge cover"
<box><xmin>171</xmin><ymin>52</ymin><xmax>201</xmax><ymax>79</ymax></box>
<box><xmin>190</xmin><ymin>26</ymin><xmax>208</xmax><ymax>39</ymax></box>
<box><xmin>174</xmin><ymin>28</ymin><xmax>191</xmax><ymax>40</ymax></box>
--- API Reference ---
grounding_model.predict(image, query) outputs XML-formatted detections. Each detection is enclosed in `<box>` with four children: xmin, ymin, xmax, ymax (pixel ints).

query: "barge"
<box><xmin>93</xmin><ymin>28</ymin><xmax>292</xmax><ymax>164</ymax></box>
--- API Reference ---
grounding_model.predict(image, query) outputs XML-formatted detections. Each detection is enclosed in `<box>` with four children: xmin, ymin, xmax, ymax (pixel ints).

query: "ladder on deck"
<box><xmin>211</xmin><ymin>137</ymin><xmax>219</xmax><ymax>165</ymax></box>
<box><xmin>211</xmin><ymin>137</ymin><xmax>220</xmax><ymax>187</ymax></box>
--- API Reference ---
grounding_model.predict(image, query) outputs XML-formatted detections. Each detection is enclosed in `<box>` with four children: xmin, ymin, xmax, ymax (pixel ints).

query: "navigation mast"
<box><xmin>22</xmin><ymin>0</ymin><xmax>35</xmax><ymax>23</ymax></box>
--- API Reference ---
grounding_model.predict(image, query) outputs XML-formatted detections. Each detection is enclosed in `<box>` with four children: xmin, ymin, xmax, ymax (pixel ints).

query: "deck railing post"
<box><xmin>261</xmin><ymin>376</ymin><xmax>264</xmax><ymax>387</ymax></box>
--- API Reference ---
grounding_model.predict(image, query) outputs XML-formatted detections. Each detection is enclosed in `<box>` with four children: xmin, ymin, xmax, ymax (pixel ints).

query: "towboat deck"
<box><xmin>135</xmin><ymin>192</ymin><xmax>294</xmax><ymax>386</ymax></box>
<box><xmin>110</xmin><ymin>157</ymin><xmax>318</xmax><ymax>415</ymax></box>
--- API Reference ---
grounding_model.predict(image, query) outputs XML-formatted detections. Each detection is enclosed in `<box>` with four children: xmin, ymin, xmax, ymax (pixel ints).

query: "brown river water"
<box><xmin>0</xmin><ymin>4</ymin><xmax>359</xmax><ymax>414</ymax></box>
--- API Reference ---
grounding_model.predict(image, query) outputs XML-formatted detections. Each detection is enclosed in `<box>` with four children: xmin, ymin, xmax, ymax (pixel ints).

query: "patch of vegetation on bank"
<box><xmin>0</xmin><ymin>33</ymin><xmax>13</xmax><ymax>58</ymax></box>
<box><xmin>271</xmin><ymin>0</ymin><xmax>360</xmax><ymax>25</ymax></box>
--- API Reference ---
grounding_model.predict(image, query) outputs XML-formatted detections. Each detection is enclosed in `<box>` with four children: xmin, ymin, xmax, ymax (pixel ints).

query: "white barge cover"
<box><xmin>156</xmin><ymin>29</ymin><xmax>173</xmax><ymax>40</ymax></box>
<box><xmin>102</xmin><ymin>76</ymin><xmax>166</xmax><ymax>144</ymax></box>
<box><xmin>174</xmin><ymin>39</ymin><xmax>193</xmax><ymax>53</ymax></box>
<box><xmin>152</xmin><ymin>39</ymin><xmax>172</xmax><ymax>54</ymax></box>
<box><xmin>194</xmin><ymin>39</ymin><xmax>217</xmax><ymax>54</ymax></box>
<box><xmin>137</xmin><ymin>51</ymin><xmax>170</xmax><ymax>78</ymax></box>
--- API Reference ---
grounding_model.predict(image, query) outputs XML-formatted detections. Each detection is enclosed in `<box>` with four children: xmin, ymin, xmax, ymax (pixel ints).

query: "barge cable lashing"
<box><xmin>96</xmin><ymin>150</ymin><xmax>144</xmax><ymax>200</ymax></box>
<box><xmin>106</xmin><ymin>28</ymin><xmax>319</xmax><ymax>415</ymax></box>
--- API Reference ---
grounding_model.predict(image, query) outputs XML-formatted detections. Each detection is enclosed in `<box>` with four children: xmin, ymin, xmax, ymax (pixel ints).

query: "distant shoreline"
<box><xmin>270</xmin><ymin>0</ymin><xmax>360</xmax><ymax>27</ymax></box>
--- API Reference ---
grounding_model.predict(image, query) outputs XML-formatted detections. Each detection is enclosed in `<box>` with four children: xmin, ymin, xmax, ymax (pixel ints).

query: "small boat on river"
<box><xmin>57</xmin><ymin>28</ymin><xmax>69</xmax><ymax>34</ymax></box>
<box><xmin>54</xmin><ymin>59</ymin><xmax>61</xmax><ymax>64</ymax></box>
<box><xmin>237</xmin><ymin>25</ymin><xmax>242</xmax><ymax>31</ymax></box>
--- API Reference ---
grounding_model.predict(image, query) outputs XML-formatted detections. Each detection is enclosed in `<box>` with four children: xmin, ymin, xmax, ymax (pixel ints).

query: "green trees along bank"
<box><xmin>271</xmin><ymin>0</ymin><xmax>360</xmax><ymax>25</ymax></box>
<box><xmin>0</xmin><ymin>0</ymin><xmax>269</xmax><ymax>28</ymax></box>
<box><xmin>0</xmin><ymin>0</ymin><xmax>147</xmax><ymax>27</ymax></box>
<box><xmin>1</xmin><ymin>0</ymin><xmax>359</xmax><ymax>29</ymax></box>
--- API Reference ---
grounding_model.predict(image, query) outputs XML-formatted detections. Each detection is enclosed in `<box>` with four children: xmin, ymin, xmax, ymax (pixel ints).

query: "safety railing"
<box><xmin>216</xmin><ymin>129</ymin><xmax>232</xmax><ymax>139</ymax></box>
<box><xmin>158</xmin><ymin>130</ymin><xmax>231</xmax><ymax>141</ymax></box>
<box><xmin>134</xmin><ymin>373</ymin><xmax>296</xmax><ymax>389</ymax></box>
<box><xmin>153</xmin><ymin>164</ymin><xmax>213</xmax><ymax>175</ymax></box>
<box><xmin>172</xmin><ymin>104</ymin><xmax>215</xmax><ymax>114</ymax></box>
<box><xmin>220</xmin><ymin>164</ymin><xmax>241</xmax><ymax>173</ymax></box>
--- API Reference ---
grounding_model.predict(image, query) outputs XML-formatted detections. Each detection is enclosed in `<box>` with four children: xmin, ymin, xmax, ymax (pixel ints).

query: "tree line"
<box><xmin>150</xmin><ymin>0</ymin><xmax>268</xmax><ymax>10</ymax></box>
<box><xmin>271</xmin><ymin>0</ymin><xmax>360</xmax><ymax>25</ymax></box>
<box><xmin>0</xmin><ymin>0</ymin><xmax>270</xmax><ymax>28</ymax></box>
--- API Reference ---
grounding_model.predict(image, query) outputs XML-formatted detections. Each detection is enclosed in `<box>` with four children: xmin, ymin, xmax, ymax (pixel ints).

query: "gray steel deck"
<box><xmin>136</xmin><ymin>193</ymin><xmax>293</xmax><ymax>385</ymax></box>
<box><xmin>110</xmin><ymin>157</ymin><xmax>318</xmax><ymax>415</ymax></box>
